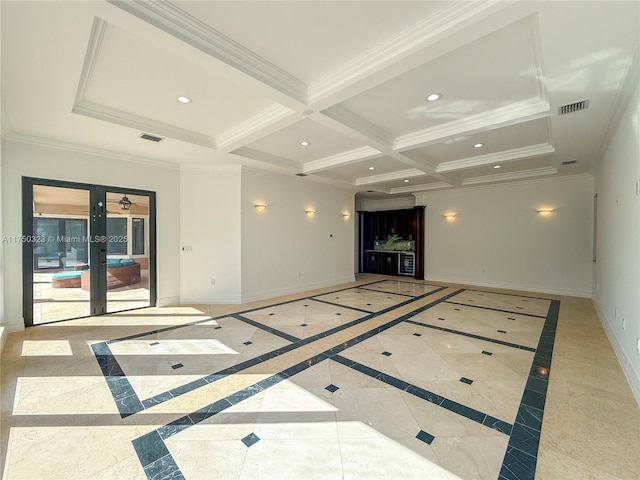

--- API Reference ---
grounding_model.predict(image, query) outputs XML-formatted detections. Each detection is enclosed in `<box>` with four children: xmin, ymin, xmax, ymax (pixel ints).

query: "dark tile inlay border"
<box><xmin>381</xmin><ymin>351</ymin><xmax>392</xmax><ymax>356</ymax></box>
<box><xmin>498</xmin><ymin>299</ymin><xmax>560</xmax><ymax>480</ymax></box>
<box><xmin>459</xmin><ymin>377</ymin><xmax>473</xmax><ymax>385</ymax></box>
<box><xmin>171</xmin><ymin>363</ymin><xmax>183</xmax><ymax>370</ymax></box>
<box><xmin>405</xmin><ymin>319</ymin><xmax>536</xmax><ymax>352</ymax></box>
<box><xmin>95</xmin><ymin>281</ymin><xmax>448</xmax><ymax>417</ymax></box>
<box><xmin>444</xmin><ymin>300</ymin><xmax>547</xmax><ymax>319</ymax></box>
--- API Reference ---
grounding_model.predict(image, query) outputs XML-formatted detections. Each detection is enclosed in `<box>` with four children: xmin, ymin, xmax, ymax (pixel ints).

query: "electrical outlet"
<box><xmin>636</xmin><ymin>179</ymin><xmax>640</xmax><ymax>196</ymax></box>
<box><xmin>622</xmin><ymin>318</ymin><xmax>626</xmax><ymax>330</ymax></box>
<box><xmin>637</xmin><ymin>338</ymin><xmax>640</xmax><ymax>353</ymax></box>
<box><xmin>182</xmin><ymin>245</ymin><xmax>192</xmax><ymax>251</ymax></box>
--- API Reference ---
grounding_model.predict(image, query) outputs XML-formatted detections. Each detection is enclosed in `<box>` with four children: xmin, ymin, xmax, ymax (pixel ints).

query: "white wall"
<box><xmin>179</xmin><ymin>167</ymin><xmax>242</xmax><ymax>303</ymax></box>
<box><xmin>0</xmin><ymin>141</ymin><xmax>6</xmax><ymax>349</ymax></box>
<box><xmin>414</xmin><ymin>175</ymin><xmax>594</xmax><ymax>296</ymax></box>
<box><xmin>593</xmin><ymin>81</ymin><xmax>640</xmax><ymax>403</ymax></box>
<box><xmin>241</xmin><ymin>168</ymin><xmax>355</xmax><ymax>302</ymax></box>
<box><xmin>1</xmin><ymin>140</ymin><xmax>181</xmax><ymax>331</ymax></box>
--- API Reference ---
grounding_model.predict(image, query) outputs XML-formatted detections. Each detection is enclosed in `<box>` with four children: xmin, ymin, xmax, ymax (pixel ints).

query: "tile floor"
<box><xmin>1</xmin><ymin>275</ymin><xmax>639</xmax><ymax>480</ymax></box>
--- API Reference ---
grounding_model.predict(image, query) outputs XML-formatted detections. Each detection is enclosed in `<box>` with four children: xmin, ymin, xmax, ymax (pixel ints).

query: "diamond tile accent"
<box><xmin>381</xmin><ymin>351</ymin><xmax>392</xmax><ymax>356</ymax></box>
<box><xmin>508</xmin><ymin>317</ymin><xmax>516</xmax><ymax>320</ymax></box>
<box><xmin>438</xmin><ymin>317</ymin><xmax>445</xmax><ymax>321</ymax></box>
<box><xmin>413</xmin><ymin>333</ymin><xmax>422</xmax><ymax>337</ymax></box>
<box><xmin>460</xmin><ymin>377</ymin><xmax>474</xmax><ymax>385</ymax></box>
<box><xmin>149</xmin><ymin>342</ymin><xmax>159</xmax><ymax>346</ymax></box>
<box><xmin>325</xmin><ymin>384</ymin><xmax>339</xmax><ymax>393</ymax></box>
<box><xmin>268</xmin><ymin>313</ymin><xmax>275</xmax><ymax>316</ymax></box>
<box><xmin>300</xmin><ymin>324</ymin><xmax>308</xmax><ymax>327</ymax></box>
<box><xmin>416</xmin><ymin>430</ymin><xmax>435</xmax><ymax>445</ymax></box>
<box><xmin>335</xmin><ymin>313</ymin><xmax>342</xmax><ymax>316</ymax></box>
<box><xmin>241</xmin><ymin>433</ymin><xmax>260</xmax><ymax>448</ymax></box>
<box><xmin>214</xmin><ymin>326</ymin><xmax>222</xmax><ymax>330</ymax></box>
<box><xmin>481</xmin><ymin>350</ymin><xmax>493</xmax><ymax>356</ymax></box>
<box><xmin>498</xmin><ymin>330</ymin><xmax>507</xmax><ymax>334</ymax></box>
<box><xmin>243</xmin><ymin>341</ymin><xmax>253</xmax><ymax>346</ymax></box>
<box><xmin>171</xmin><ymin>363</ymin><xmax>184</xmax><ymax>370</ymax></box>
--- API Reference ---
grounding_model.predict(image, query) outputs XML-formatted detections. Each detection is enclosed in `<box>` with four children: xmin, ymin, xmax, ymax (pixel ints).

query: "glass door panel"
<box><xmin>32</xmin><ymin>185</ymin><xmax>90</xmax><ymax>324</ymax></box>
<box><xmin>105</xmin><ymin>191</ymin><xmax>151</xmax><ymax>313</ymax></box>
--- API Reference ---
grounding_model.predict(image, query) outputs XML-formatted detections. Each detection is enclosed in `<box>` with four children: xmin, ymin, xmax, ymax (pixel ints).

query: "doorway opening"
<box><xmin>23</xmin><ymin>178</ymin><xmax>157</xmax><ymax>326</ymax></box>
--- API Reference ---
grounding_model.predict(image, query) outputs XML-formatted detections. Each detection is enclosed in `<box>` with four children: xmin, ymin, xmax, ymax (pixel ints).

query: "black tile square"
<box><xmin>497</xmin><ymin>330</ymin><xmax>507</xmax><ymax>333</ymax></box>
<box><xmin>149</xmin><ymin>342</ymin><xmax>159</xmax><ymax>346</ymax></box>
<box><xmin>243</xmin><ymin>341</ymin><xmax>253</xmax><ymax>346</ymax></box>
<box><xmin>381</xmin><ymin>351</ymin><xmax>392</xmax><ymax>356</ymax></box>
<box><xmin>459</xmin><ymin>377</ymin><xmax>473</xmax><ymax>385</ymax></box>
<box><xmin>413</xmin><ymin>333</ymin><xmax>422</xmax><ymax>337</ymax></box>
<box><xmin>517</xmin><ymin>306</ymin><xmax>523</xmax><ymax>309</ymax></box>
<box><xmin>241</xmin><ymin>432</ymin><xmax>260</xmax><ymax>448</ymax></box>
<box><xmin>335</xmin><ymin>313</ymin><xmax>342</xmax><ymax>316</ymax></box>
<box><xmin>300</xmin><ymin>324</ymin><xmax>308</xmax><ymax>327</ymax></box>
<box><xmin>325</xmin><ymin>384</ymin><xmax>339</xmax><ymax>393</ymax></box>
<box><xmin>481</xmin><ymin>350</ymin><xmax>493</xmax><ymax>356</ymax></box>
<box><xmin>416</xmin><ymin>430</ymin><xmax>435</xmax><ymax>445</ymax></box>
<box><xmin>508</xmin><ymin>317</ymin><xmax>515</xmax><ymax>320</ymax></box>
<box><xmin>366</xmin><ymin>303</ymin><xmax>372</xmax><ymax>306</ymax></box>
<box><xmin>304</xmin><ymin>304</ymin><xmax>309</xmax><ymax>307</ymax></box>
<box><xmin>438</xmin><ymin>317</ymin><xmax>445</xmax><ymax>321</ymax></box>
<box><xmin>171</xmin><ymin>363</ymin><xmax>184</xmax><ymax>370</ymax></box>
<box><xmin>214</xmin><ymin>326</ymin><xmax>222</xmax><ymax>330</ymax></box>
<box><xmin>268</xmin><ymin>313</ymin><xmax>275</xmax><ymax>316</ymax></box>
<box><xmin>454</xmin><ymin>308</ymin><xmax>461</xmax><ymax>311</ymax></box>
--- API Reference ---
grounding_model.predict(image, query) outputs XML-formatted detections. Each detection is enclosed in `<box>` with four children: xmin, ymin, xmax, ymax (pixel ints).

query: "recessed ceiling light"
<box><xmin>177</xmin><ymin>96</ymin><xmax>192</xmax><ymax>104</ymax></box>
<box><xmin>473</xmin><ymin>143</ymin><xmax>484</xmax><ymax>148</ymax></box>
<box><xmin>403</xmin><ymin>179</ymin><xmax>410</xmax><ymax>183</ymax></box>
<box><xmin>425</xmin><ymin>93</ymin><xmax>441</xmax><ymax>102</ymax></box>
<box><xmin>368</xmin><ymin>166</ymin><xmax>375</xmax><ymax>170</ymax></box>
<box><xmin>300</xmin><ymin>141</ymin><xmax>310</xmax><ymax>146</ymax></box>
<box><xmin>493</xmin><ymin>165</ymin><xmax>501</xmax><ymax>169</ymax></box>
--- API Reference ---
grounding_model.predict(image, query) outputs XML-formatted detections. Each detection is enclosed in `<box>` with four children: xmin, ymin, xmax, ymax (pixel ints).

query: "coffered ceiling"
<box><xmin>2</xmin><ymin>1</ymin><xmax>638</xmax><ymax>198</ymax></box>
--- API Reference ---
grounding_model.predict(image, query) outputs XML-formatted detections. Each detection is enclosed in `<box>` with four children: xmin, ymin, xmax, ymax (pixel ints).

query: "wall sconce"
<box><xmin>119</xmin><ymin>195</ymin><xmax>132</xmax><ymax>210</ymax></box>
<box><xmin>342</xmin><ymin>212</ymin><xmax>351</xmax><ymax>220</ymax></box>
<box><xmin>254</xmin><ymin>204</ymin><xmax>267</xmax><ymax>212</ymax></box>
<box><xmin>305</xmin><ymin>209</ymin><xmax>316</xmax><ymax>216</ymax></box>
<box><xmin>444</xmin><ymin>214</ymin><xmax>456</xmax><ymax>221</ymax></box>
<box><xmin>537</xmin><ymin>209</ymin><xmax>553</xmax><ymax>217</ymax></box>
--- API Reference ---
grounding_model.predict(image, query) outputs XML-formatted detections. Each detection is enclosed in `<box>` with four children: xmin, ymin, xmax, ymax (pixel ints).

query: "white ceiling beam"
<box><xmin>394</xmin><ymin>98</ymin><xmax>551</xmax><ymax>152</ymax></box>
<box><xmin>390</xmin><ymin>181</ymin><xmax>451</xmax><ymax>194</ymax></box>
<box><xmin>231</xmin><ymin>147</ymin><xmax>301</xmax><ymax>170</ymax></box>
<box><xmin>461</xmin><ymin>166</ymin><xmax>557</xmax><ymax>186</ymax></box>
<box><xmin>436</xmin><ymin>143</ymin><xmax>556</xmax><ymax>173</ymax></box>
<box><xmin>303</xmin><ymin>146</ymin><xmax>383</xmax><ymax>174</ymax></box>
<box><xmin>355</xmin><ymin>169</ymin><xmax>425</xmax><ymax>186</ymax></box>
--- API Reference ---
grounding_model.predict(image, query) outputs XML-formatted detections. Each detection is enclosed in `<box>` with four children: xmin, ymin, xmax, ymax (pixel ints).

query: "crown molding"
<box><xmin>72</xmin><ymin>100</ymin><xmax>216</xmax><ymax>148</ymax></box>
<box><xmin>307</xmin><ymin>0</ymin><xmax>509</xmax><ymax>105</ymax></box>
<box><xmin>2</xmin><ymin>131</ymin><xmax>179</xmax><ymax>170</ymax></box>
<box><xmin>107</xmin><ymin>0</ymin><xmax>308</xmax><ymax>105</ymax></box>
<box><xmin>217</xmin><ymin>105</ymin><xmax>297</xmax><ymax>152</ymax></box>
<box><xmin>461</xmin><ymin>166</ymin><xmax>557</xmax><ymax>186</ymax></box>
<box><xmin>355</xmin><ymin>168</ymin><xmax>424</xmax><ymax>186</ymax></box>
<box><xmin>74</xmin><ymin>17</ymin><xmax>108</xmax><ymax>107</ymax></box>
<box><xmin>303</xmin><ymin>146</ymin><xmax>382</xmax><ymax>174</ymax></box>
<box><xmin>436</xmin><ymin>143</ymin><xmax>555</xmax><ymax>173</ymax></box>
<box><xmin>394</xmin><ymin>97</ymin><xmax>551</xmax><ymax>151</ymax></box>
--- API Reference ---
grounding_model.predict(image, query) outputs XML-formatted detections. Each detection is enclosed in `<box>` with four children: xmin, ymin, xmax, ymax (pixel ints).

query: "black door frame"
<box><xmin>22</xmin><ymin>177</ymin><xmax>157</xmax><ymax>327</ymax></box>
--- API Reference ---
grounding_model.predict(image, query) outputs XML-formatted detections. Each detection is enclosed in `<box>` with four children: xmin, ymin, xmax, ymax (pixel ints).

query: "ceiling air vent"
<box><xmin>139</xmin><ymin>133</ymin><xmax>164</xmax><ymax>142</ymax></box>
<box><xmin>561</xmin><ymin>160</ymin><xmax>578</xmax><ymax>165</ymax></box>
<box><xmin>295</xmin><ymin>173</ymin><xmax>307</xmax><ymax>177</ymax></box>
<box><xmin>558</xmin><ymin>99</ymin><xmax>589</xmax><ymax>116</ymax></box>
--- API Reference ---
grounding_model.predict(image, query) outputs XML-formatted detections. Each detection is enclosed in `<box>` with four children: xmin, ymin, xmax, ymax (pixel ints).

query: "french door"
<box><xmin>22</xmin><ymin>177</ymin><xmax>157</xmax><ymax>326</ymax></box>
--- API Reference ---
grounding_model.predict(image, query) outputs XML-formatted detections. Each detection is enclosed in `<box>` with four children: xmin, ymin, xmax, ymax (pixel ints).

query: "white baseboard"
<box><xmin>241</xmin><ymin>275</ymin><xmax>356</xmax><ymax>304</ymax></box>
<box><xmin>0</xmin><ymin>327</ymin><xmax>7</xmax><ymax>353</ymax></box>
<box><xmin>424</xmin><ymin>275</ymin><xmax>592</xmax><ymax>298</ymax></box>
<box><xmin>593</xmin><ymin>296</ymin><xmax>640</xmax><ymax>407</ymax></box>
<box><xmin>180</xmin><ymin>295</ymin><xmax>242</xmax><ymax>305</ymax></box>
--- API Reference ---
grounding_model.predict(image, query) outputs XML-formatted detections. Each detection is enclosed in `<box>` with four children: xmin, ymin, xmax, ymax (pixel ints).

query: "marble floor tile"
<box><xmin>2</xmin><ymin>274</ymin><xmax>639</xmax><ymax>480</ymax></box>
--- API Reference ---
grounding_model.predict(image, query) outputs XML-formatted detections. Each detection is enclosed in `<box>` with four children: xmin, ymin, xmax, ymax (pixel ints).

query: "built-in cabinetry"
<box><xmin>359</xmin><ymin>207</ymin><xmax>424</xmax><ymax>279</ymax></box>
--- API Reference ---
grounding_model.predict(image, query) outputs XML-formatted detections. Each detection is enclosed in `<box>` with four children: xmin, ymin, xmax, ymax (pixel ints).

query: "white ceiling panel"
<box><xmin>246</xmin><ymin>119</ymin><xmax>364</xmax><ymax>163</ymax></box>
<box><xmin>84</xmin><ymin>22</ymin><xmax>276</xmax><ymax>139</ymax></box>
<box><xmin>331</xmin><ymin>156</ymin><xmax>408</xmax><ymax>180</ymax></box>
<box><xmin>340</xmin><ymin>15</ymin><xmax>542</xmax><ymax>137</ymax></box>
